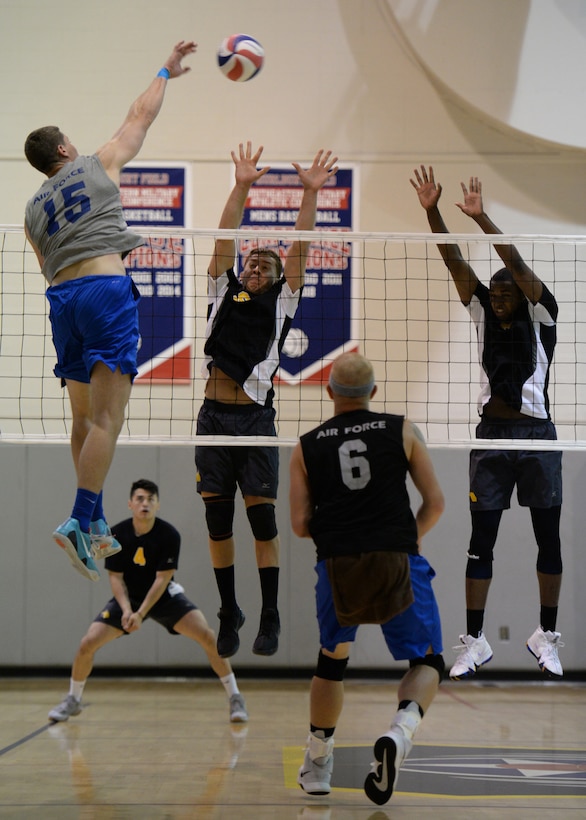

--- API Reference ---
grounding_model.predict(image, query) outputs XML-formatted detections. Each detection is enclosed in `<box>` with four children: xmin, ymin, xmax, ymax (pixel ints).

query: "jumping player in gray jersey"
<box><xmin>290</xmin><ymin>352</ymin><xmax>445</xmax><ymax>805</ymax></box>
<box><xmin>196</xmin><ymin>142</ymin><xmax>338</xmax><ymax>660</ymax></box>
<box><xmin>24</xmin><ymin>40</ymin><xmax>196</xmax><ymax>583</ymax></box>
<box><xmin>411</xmin><ymin>166</ymin><xmax>564</xmax><ymax>679</ymax></box>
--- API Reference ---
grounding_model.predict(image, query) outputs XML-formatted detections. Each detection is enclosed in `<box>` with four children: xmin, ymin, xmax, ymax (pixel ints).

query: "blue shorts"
<box><xmin>470</xmin><ymin>418</ymin><xmax>562</xmax><ymax>510</ymax></box>
<box><xmin>94</xmin><ymin>592</ymin><xmax>197</xmax><ymax>635</ymax></box>
<box><xmin>46</xmin><ymin>274</ymin><xmax>140</xmax><ymax>383</ymax></box>
<box><xmin>195</xmin><ymin>399</ymin><xmax>279</xmax><ymax>497</ymax></box>
<box><xmin>314</xmin><ymin>553</ymin><xmax>443</xmax><ymax>660</ymax></box>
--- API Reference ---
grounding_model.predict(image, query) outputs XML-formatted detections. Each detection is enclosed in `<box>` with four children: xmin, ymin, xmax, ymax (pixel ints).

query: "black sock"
<box><xmin>398</xmin><ymin>700</ymin><xmax>424</xmax><ymax>719</ymax></box>
<box><xmin>466</xmin><ymin>609</ymin><xmax>485</xmax><ymax>638</ymax></box>
<box><xmin>540</xmin><ymin>605</ymin><xmax>558</xmax><ymax>633</ymax></box>
<box><xmin>310</xmin><ymin>725</ymin><xmax>335</xmax><ymax>738</ymax></box>
<box><xmin>258</xmin><ymin>566</ymin><xmax>279</xmax><ymax>611</ymax></box>
<box><xmin>214</xmin><ymin>566</ymin><xmax>238</xmax><ymax>610</ymax></box>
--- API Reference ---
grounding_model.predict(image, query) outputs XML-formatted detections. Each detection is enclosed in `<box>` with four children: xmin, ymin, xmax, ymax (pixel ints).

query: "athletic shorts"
<box><xmin>470</xmin><ymin>417</ymin><xmax>562</xmax><ymax>510</ymax></box>
<box><xmin>46</xmin><ymin>274</ymin><xmax>140</xmax><ymax>383</ymax></box>
<box><xmin>94</xmin><ymin>592</ymin><xmax>197</xmax><ymax>635</ymax></box>
<box><xmin>314</xmin><ymin>553</ymin><xmax>443</xmax><ymax>660</ymax></box>
<box><xmin>195</xmin><ymin>399</ymin><xmax>279</xmax><ymax>498</ymax></box>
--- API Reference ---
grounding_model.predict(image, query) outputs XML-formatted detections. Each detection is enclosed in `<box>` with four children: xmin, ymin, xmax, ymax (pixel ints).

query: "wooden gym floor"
<box><xmin>1</xmin><ymin>676</ymin><xmax>585</xmax><ymax>819</ymax></box>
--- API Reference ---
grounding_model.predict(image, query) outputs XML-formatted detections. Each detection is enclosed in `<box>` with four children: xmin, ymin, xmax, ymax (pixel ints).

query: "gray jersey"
<box><xmin>25</xmin><ymin>154</ymin><xmax>143</xmax><ymax>284</ymax></box>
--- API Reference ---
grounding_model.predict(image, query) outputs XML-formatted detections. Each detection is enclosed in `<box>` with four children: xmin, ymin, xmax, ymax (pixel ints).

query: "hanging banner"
<box><xmin>120</xmin><ymin>162</ymin><xmax>192</xmax><ymax>383</ymax></box>
<box><xmin>239</xmin><ymin>165</ymin><xmax>358</xmax><ymax>383</ymax></box>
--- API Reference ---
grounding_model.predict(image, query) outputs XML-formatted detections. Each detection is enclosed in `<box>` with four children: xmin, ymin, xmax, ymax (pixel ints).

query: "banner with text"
<box><xmin>239</xmin><ymin>166</ymin><xmax>357</xmax><ymax>383</ymax></box>
<box><xmin>121</xmin><ymin>162</ymin><xmax>192</xmax><ymax>383</ymax></box>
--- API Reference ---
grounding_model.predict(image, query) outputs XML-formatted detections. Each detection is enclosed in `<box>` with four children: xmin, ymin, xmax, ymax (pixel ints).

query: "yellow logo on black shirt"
<box><xmin>233</xmin><ymin>291</ymin><xmax>251</xmax><ymax>302</ymax></box>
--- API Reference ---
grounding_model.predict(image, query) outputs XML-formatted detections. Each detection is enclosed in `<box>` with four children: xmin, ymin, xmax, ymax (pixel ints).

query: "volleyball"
<box><xmin>217</xmin><ymin>34</ymin><xmax>264</xmax><ymax>82</ymax></box>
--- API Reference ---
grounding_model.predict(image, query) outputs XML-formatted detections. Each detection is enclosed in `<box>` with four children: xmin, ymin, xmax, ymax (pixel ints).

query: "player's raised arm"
<box><xmin>411</xmin><ymin>165</ymin><xmax>479</xmax><ymax>306</ymax></box>
<box><xmin>97</xmin><ymin>40</ymin><xmax>197</xmax><ymax>184</ymax></box>
<box><xmin>208</xmin><ymin>141</ymin><xmax>270</xmax><ymax>279</ymax></box>
<box><xmin>457</xmin><ymin>176</ymin><xmax>543</xmax><ymax>305</ymax></box>
<box><xmin>283</xmin><ymin>149</ymin><xmax>339</xmax><ymax>294</ymax></box>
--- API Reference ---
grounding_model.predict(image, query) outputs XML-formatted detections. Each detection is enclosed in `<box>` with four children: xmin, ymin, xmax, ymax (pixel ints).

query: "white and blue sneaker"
<box><xmin>527</xmin><ymin>626</ymin><xmax>564</xmax><ymax>677</ymax></box>
<box><xmin>90</xmin><ymin>518</ymin><xmax>122</xmax><ymax>560</ymax></box>
<box><xmin>53</xmin><ymin>518</ymin><xmax>100</xmax><ymax>582</ymax></box>
<box><xmin>449</xmin><ymin>632</ymin><xmax>493</xmax><ymax>680</ymax></box>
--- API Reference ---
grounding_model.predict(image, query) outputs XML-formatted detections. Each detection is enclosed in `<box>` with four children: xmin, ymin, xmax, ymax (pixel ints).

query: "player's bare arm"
<box><xmin>209</xmin><ymin>141</ymin><xmax>270</xmax><ymax>279</ymax></box>
<box><xmin>98</xmin><ymin>40</ymin><xmax>197</xmax><ymax>183</ymax></box>
<box><xmin>289</xmin><ymin>443</ymin><xmax>314</xmax><ymax>538</ymax></box>
<box><xmin>284</xmin><ymin>149</ymin><xmax>339</xmax><ymax>293</ymax></box>
<box><xmin>459</xmin><ymin>176</ymin><xmax>543</xmax><ymax>304</ymax></box>
<box><xmin>403</xmin><ymin>420</ymin><xmax>445</xmax><ymax>543</ymax></box>
<box><xmin>411</xmin><ymin>165</ymin><xmax>479</xmax><ymax>306</ymax></box>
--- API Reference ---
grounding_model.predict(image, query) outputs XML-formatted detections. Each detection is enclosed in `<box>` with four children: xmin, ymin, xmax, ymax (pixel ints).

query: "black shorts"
<box><xmin>195</xmin><ymin>399</ymin><xmax>279</xmax><ymax>498</ymax></box>
<box><xmin>94</xmin><ymin>592</ymin><xmax>197</xmax><ymax>635</ymax></box>
<box><xmin>469</xmin><ymin>417</ymin><xmax>562</xmax><ymax>510</ymax></box>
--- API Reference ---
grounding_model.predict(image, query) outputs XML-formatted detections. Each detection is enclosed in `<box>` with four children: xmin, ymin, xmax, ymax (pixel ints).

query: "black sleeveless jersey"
<box><xmin>468</xmin><ymin>281</ymin><xmax>558</xmax><ymax>419</ymax></box>
<box><xmin>300</xmin><ymin>409</ymin><xmax>418</xmax><ymax>561</ymax></box>
<box><xmin>104</xmin><ymin>517</ymin><xmax>180</xmax><ymax>602</ymax></box>
<box><xmin>202</xmin><ymin>269</ymin><xmax>301</xmax><ymax>407</ymax></box>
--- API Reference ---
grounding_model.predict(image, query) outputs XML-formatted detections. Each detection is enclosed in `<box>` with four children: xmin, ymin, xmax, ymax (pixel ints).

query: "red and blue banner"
<box><xmin>121</xmin><ymin>163</ymin><xmax>192</xmax><ymax>383</ymax></box>
<box><xmin>239</xmin><ymin>166</ymin><xmax>357</xmax><ymax>383</ymax></box>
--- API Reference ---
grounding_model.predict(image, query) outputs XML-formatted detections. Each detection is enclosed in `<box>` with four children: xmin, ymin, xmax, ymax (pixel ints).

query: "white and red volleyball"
<box><xmin>217</xmin><ymin>34</ymin><xmax>264</xmax><ymax>82</ymax></box>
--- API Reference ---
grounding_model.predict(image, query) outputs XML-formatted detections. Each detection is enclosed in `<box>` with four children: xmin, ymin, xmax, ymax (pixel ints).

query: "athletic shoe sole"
<box><xmin>53</xmin><ymin>531</ymin><xmax>100</xmax><ymax>582</ymax></box>
<box><xmin>364</xmin><ymin>735</ymin><xmax>399</xmax><ymax>805</ymax></box>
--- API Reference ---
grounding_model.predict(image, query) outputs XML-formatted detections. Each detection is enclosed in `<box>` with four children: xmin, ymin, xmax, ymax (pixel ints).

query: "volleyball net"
<box><xmin>1</xmin><ymin>226</ymin><xmax>585</xmax><ymax>448</ymax></box>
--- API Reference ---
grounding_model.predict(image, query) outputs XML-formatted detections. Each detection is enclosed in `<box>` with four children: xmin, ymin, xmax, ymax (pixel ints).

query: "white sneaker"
<box><xmin>449</xmin><ymin>632</ymin><xmax>493</xmax><ymax>680</ymax></box>
<box><xmin>48</xmin><ymin>694</ymin><xmax>83</xmax><ymax>723</ymax></box>
<box><xmin>297</xmin><ymin>734</ymin><xmax>334</xmax><ymax>795</ymax></box>
<box><xmin>527</xmin><ymin>626</ymin><xmax>564</xmax><ymax>677</ymax></box>
<box><xmin>364</xmin><ymin>729</ymin><xmax>411</xmax><ymax>805</ymax></box>
<box><xmin>229</xmin><ymin>693</ymin><xmax>249</xmax><ymax>723</ymax></box>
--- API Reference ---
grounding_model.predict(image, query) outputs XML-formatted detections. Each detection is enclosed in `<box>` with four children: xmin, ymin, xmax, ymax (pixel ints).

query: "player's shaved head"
<box><xmin>329</xmin><ymin>352</ymin><xmax>375</xmax><ymax>397</ymax></box>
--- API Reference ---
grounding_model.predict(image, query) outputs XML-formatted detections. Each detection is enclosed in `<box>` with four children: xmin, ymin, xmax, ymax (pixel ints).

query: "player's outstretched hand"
<box><xmin>164</xmin><ymin>40</ymin><xmax>198</xmax><ymax>79</ymax></box>
<box><xmin>456</xmin><ymin>177</ymin><xmax>484</xmax><ymax>218</ymax></box>
<box><xmin>410</xmin><ymin>165</ymin><xmax>442</xmax><ymax>211</ymax></box>
<box><xmin>293</xmin><ymin>149</ymin><xmax>339</xmax><ymax>192</ymax></box>
<box><xmin>231</xmin><ymin>141</ymin><xmax>270</xmax><ymax>187</ymax></box>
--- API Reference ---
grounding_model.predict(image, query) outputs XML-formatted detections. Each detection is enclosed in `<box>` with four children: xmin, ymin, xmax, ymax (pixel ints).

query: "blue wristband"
<box><xmin>157</xmin><ymin>67</ymin><xmax>170</xmax><ymax>80</ymax></box>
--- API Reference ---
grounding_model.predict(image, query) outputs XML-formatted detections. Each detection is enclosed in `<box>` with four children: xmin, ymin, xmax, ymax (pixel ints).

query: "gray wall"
<box><xmin>1</xmin><ymin>441</ymin><xmax>583</xmax><ymax>673</ymax></box>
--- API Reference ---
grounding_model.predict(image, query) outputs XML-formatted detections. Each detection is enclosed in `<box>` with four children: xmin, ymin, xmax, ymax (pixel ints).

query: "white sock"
<box><xmin>69</xmin><ymin>678</ymin><xmax>86</xmax><ymax>702</ymax></box>
<box><xmin>220</xmin><ymin>673</ymin><xmax>239</xmax><ymax>698</ymax></box>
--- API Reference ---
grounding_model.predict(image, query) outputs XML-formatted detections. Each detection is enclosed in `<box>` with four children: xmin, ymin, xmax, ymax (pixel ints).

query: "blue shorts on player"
<box><xmin>470</xmin><ymin>417</ymin><xmax>562</xmax><ymax>510</ymax></box>
<box><xmin>195</xmin><ymin>398</ymin><xmax>279</xmax><ymax>498</ymax></box>
<box><xmin>46</xmin><ymin>274</ymin><xmax>140</xmax><ymax>383</ymax></box>
<box><xmin>94</xmin><ymin>591</ymin><xmax>197</xmax><ymax>635</ymax></box>
<box><xmin>315</xmin><ymin>553</ymin><xmax>443</xmax><ymax>659</ymax></box>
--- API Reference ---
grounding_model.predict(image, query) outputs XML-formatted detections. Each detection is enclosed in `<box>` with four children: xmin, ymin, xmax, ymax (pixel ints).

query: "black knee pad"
<box><xmin>409</xmin><ymin>653</ymin><xmax>445</xmax><ymax>682</ymax></box>
<box><xmin>246</xmin><ymin>503</ymin><xmax>277</xmax><ymax>542</ymax></box>
<box><xmin>203</xmin><ymin>495</ymin><xmax>235</xmax><ymax>542</ymax></box>
<box><xmin>465</xmin><ymin>557</ymin><xmax>493</xmax><ymax>580</ymax></box>
<box><xmin>315</xmin><ymin>650</ymin><xmax>349</xmax><ymax>682</ymax></box>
